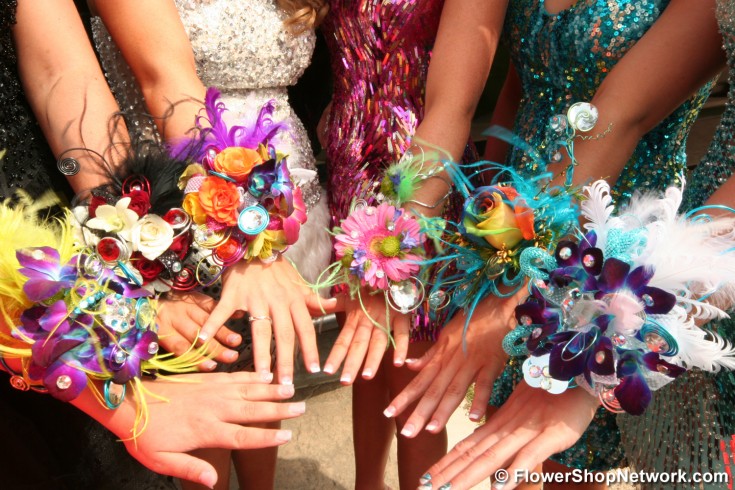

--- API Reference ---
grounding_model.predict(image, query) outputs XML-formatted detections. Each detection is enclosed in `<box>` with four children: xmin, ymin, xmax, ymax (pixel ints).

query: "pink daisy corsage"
<box><xmin>317</xmin><ymin>202</ymin><xmax>427</xmax><ymax>317</ymax></box>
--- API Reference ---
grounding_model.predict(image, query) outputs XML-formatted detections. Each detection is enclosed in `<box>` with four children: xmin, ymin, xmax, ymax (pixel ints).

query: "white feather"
<box><xmin>581</xmin><ymin>180</ymin><xmax>615</xmax><ymax>251</ymax></box>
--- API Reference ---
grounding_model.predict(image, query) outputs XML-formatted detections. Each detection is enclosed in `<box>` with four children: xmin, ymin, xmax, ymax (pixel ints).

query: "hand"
<box><xmin>157</xmin><ymin>292</ymin><xmax>243</xmax><ymax>370</ymax></box>
<box><xmin>383</xmin><ymin>292</ymin><xmax>521</xmax><ymax>434</ymax></box>
<box><xmin>74</xmin><ymin>371</ymin><xmax>303</xmax><ymax>488</ymax></box>
<box><xmin>420</xmin><ymin>382</ymin><xmax>600</xmax><ymax>490</ymax></box>
<box><xmin>200</xmin><ymin>256</ymin><xmax>341</xmax><ymax>384</ymax></box>
<box><xmin>323</xmin><ymin>290</ymin><xmax>410</xmax><ymax>383</ymax></box>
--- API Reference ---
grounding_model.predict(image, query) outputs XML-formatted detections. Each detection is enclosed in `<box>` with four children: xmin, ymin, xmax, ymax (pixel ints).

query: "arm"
<box><xmin>91</xmin><ymin>0</ymin><xmax>206</xmax><ymax>139</ymax></box>
<box><xmin>483</xmin><ymin>62</ymin><xmax>522</xmax><ymax>165</ymax></box>
<box><xmin>14</xmin><ymin>0</ymin><xmax>129</xmax><ymax>193</ymax></box>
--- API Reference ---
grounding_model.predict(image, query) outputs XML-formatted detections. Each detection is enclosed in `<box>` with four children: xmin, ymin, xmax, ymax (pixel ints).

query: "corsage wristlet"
<box><xmin>173</xmin><ymin>88</ymin><xmax>308</xmax><ymax>286</ymax></box>
<box><xmin>0</xmin><ymin>202</ymin><xmax>202</xmax><ymax>435</ymax></box>
<box><xmin>506</xmin><ymin>178</ymin><xmax>735</xmax><ymax>415</ymax></box>
<box><xmin>313</xmin><ymin>146</ymin><xmax>453</xmax><ymax>325</ymax></box>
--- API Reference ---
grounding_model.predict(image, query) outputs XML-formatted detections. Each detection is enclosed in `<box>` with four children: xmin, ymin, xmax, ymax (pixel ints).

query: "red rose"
<box><xmin>132</xmin><ymin>252</ymin><xmax>164</xmax><ymax>282</ymax></box>
<box><xmin>123</xmin><ymin>190</ymin><xmax>152</xmax><ymax>218</ymax></box>
<box><xmin>88</xmin><ymin>195</ymin><xmax>108</xmax><ymax>217</ymax></box>
<box><xmin>169</xmin><ymin>233</ymin><xmax>191</xmax><ymax>259</ymax></box>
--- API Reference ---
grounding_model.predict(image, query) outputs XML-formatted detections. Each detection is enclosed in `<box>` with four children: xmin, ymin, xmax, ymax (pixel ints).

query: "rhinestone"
<box><xmin>657</xmin><ymin>365</ymin><xmax>669</xmax><ymax>375</ymax></box>
<box><xmin>582</xmin><ymin>254</ymin><xmax>596</xmax><ymax>268</ymax></box>
<box><xmin>558</xmin><ymin>247</ymin><xmax>572</xmax><ymax>260</ymax></box>
<box><xmin>602</xmin><ymin>389</ymin><xmax>617</xmax><ymax>403</ymax></box>
<box><xmin>428</xmin><ymin>290</ymin><xmax>448</xmax><ymax>309</ymax></box>
<box><xmin>56</xmin><ymin>375</ymin><xmax>72</xmax><ymax>390</ymax></box>
<box><xmin>386</xmin><ymin>222</ymin><xmax>395</xmax><ymax>231</ymax></box>
<box><xmin>551</xmin><ymin>152</ymin><xmax>563</xmax><ymax>163</ymax></box>
<box><xmin>350</xmin><ymin>231</ymin><xmax>359</xmax><ymax>239</ymax></box>
<box><xmin>642</xmin><ymin>294</ymin><xmax>654</xmax><ymax>307</ymax></box>
<box><xmin>644</xmin><ymin>333</ymin><xmax>669</xmax><ymax>354</ymax></box>
<box><xmin>148</xmin><ymin>342</ymin><xmax>159</xmax><ymax>355</ymax></box>
<box><xmin>540</xmin><ymin>378</ymin><xmax>552</xmax><ymax>390</ymax></box>
<box><xmin>113</xmin><ymin>350</ymin><xmax>127</xmax><ymax>365</ymax></box>
<box><xmin>520</xmin><ymin>315</ymin><xmax>533</xmax><ymax>326</ymax></box>
<box><xmin>611</xmin><ymin>333</ymin><xmax>627</xmax><ymax>346</ymax></box>
<box><xmin>529</xmin><ymin>365</ymin><xmax>542</xmax><ymax>378</ymax></box>
<box><xmin>365</xmin><ymin>207</ymin><xmax>375</xmax><ymax>216</ymax></box>
<box><xmin>375</xmin><ymin>270</ymin><xmax>385</xmax><ymax>279</ymax></box>
<box><xmin>549</xmin><ymin>114</ymin><xmax>568</xmax><ymax>133</ymax></box>
<box><xmin>171</xmin><ymin>262</ymin><xmax>182</xmax><ymax>273</ymax></box>
<box><xmin>542</xmin><ymin>366</ymin><xmax>550</xmax><ymax>377</ymax></box>
<box><xmin>531</xmin><ymin>327</ymin><xmax>542</xmax><ymax>339</ymax></box>
<box><xmin>31</xmin><ymin>249</ymin><xmax>46</xmax><ymax>260</ymax></box>
<box><xmin>595</xmin><ymin>351</ymin><xmax>606</xmax><ymax>364</ymax></box>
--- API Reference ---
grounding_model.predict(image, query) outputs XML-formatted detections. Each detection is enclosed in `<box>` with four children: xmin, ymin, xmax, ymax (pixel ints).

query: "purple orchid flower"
<box><xmin>17</xmin><ymin>247</ymin><xmax>78</xmax><ymax>302</ymax></box>
<box><xmin>105</xmin><ymin>329</ymin><xmax>158</xmax><ymax>384</ymax></box>
<box><xmin>247</xmin><ymin>159</ymin><xmax>295</xmax><ymax>214</ymax></box>
<box><xmin>516</xmin><ymin>296</ymin><xmax>561</xmax><ymax>353</ymax></box>
<box><xmin>612</xmin><ymin>350</ymin><xmax>684</xmax><ymax>415</ymax></box>
<box><xmin>547</xmin><ymin>316</ymin><xmax>616</xmax><ymax>385</ymax></box>
<box><xmin>591</xmin><ymin>259</ymin><xmax>676</xmax><ymax>315</ymax></box>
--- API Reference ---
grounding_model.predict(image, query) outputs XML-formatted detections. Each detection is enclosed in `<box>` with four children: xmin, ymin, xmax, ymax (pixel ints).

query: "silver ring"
<box><xmin>249</xmin><ymin>315</ymin><xmax>272</xmax><ymax>323</ymax></box>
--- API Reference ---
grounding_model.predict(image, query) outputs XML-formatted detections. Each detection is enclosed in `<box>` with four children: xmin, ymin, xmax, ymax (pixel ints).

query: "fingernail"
<box><xmin>426</xmin><ymin>420</ymin><xmax>439</xmax><ymax>432</ymax></box>
<box><xmin>383</xmin><ymin>406</ymin><xmax>396</xmax><ymax>418</ymax></box>
<box><xmin>401</xmin><ymin>423</ymin><xmax>415</xmax><ymax>437</ymax></box>
<box><xmin>419</xmin><ymin>473</ymin><xmax>432</xmax><ymax>484</ymax></box>
<box><xmin>405</xmin><ymin>358</ymin><xmax>417</xmax><ymax>365</ymax></box>
<box><xmin>199</xmin><ymin>469</ymin><xmax>217</xmax><ymax>489</ymax></box>
<box><xmin>309</xmin><ymin>363</ymin><xmax>321</xmax><ymax>373</ymax></box>
<box><xmin>394</xmin><ymin>358</ymin><xmax>405</xmax><ymax>367</ymax></box>
<box><xmin>203</xmin><ymin>360</ymin><xmax>217</xmax><ymax>371</ymax></box>
<box><xmin>281</xmin><ymin>375</ymin><xmax>293</xmax><ymax>386</ymax></box>
<box><xmin>340</xmin><ymin>374</ymin><xmax>351</xmax><ymax>384</ymax></box>
<box><xmin>260</xmin><ymin>370</ymin><xmax>273</xmax><ymax>383</ymax></box>
<box><xmin>225</xmin><ymin>350</ymin><xmax>239</xmax><ymax>361</ymax></box>
<box><xmin>227</xmin><ymin>334</ymin><xmax>241</xmax><ymax>345</ymax></box>
<box><xmin>439</xmin><ymin>484</ymin><xmax>452</xmax><ymax>490</ymax></box>
<box><xmin>362</xmin><ymin>368</ymin><xmax>373</xmax><ymax>379</ymax></box>
<box><xmin>492</xmin><ymin>483</ymin><xmax>504</xmax><ymax>490</ymax></box>
<box><xmin>279</xmin><ymin>384</ymin><xmax>295</xmax><ymax>397</ymax></box>
<box><xmin>323</xmin><ymin>363</ymin><xmax>335</xmax><ymax>374</ymax></box>
<box><xmin>198</xmin><ymin>332</ymin><xmax>210</xmax><ymax>343</ymax></box>
<box><xmin>276</xmin><ymin>430</ymin><xmax>292</xmax><ymax>443</ymax></box>
<box><xmin>289</xmin><ymin>402</ymin><xmax>306</xmax><ymax>415</ymax></box>
<box><xmin>418</xmin><ymin>483</ymin><xmax>432</xmax><ymax>490</ymax></box>
<box><xmin>469</xmin><ymin>411</ymin><xmax>482</xmax><ymax>421</ymax></box>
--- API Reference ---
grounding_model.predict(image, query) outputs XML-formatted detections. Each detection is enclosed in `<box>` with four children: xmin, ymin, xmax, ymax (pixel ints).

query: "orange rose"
<box><xmin>198</xmin><ymin>176</ymin><xmax>241</xmax><ymax>226</ymax></box>
<box><xmin>182</xmin><ymin>193</ymin><xmax>207</xmax><ymax>225</ymax></box>
<box><xmin>213</xmin><ymin>147</ymin><xmax>263</xmax><ymax>182</ymax></box>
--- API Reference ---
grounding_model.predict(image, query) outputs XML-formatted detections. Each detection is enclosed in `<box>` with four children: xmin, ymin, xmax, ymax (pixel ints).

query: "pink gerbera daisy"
<box><xmin>334</xmin><ymin>202</ymin><xmax>425</xmax><ymax>290</ymax></box>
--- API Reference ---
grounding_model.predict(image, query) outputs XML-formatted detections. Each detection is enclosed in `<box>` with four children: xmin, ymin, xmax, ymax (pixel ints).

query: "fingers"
<box><xmin>141</xmin><ymin>451</ymin><xmax>220</xmax><ymax>487</ymax></box>
<box><xmin>217</xmin><ymin>398</ymin><xmax>306</xmax><ymax>425</ymax></box>
<box><xmin>213</xmin><ymin>325</ymin><xmax>243</xmax><ymax>349</ymax></box>
<box><xmin>249</xmin><ymin>308</ymin><xmax>274</xmax><ymax>380</ymax></box>
<box><xmin>199</xmin><ymin>299</ymin><xmax>239</xmax><ymax>345</ymax></box>
<box><xmin>305</xmin><ymin>293</ymin><xmax>342</xmax><ymax>315</ymax></box>
<box><xmin>392</xmin><ymin>313</ymin><xmax>410</xmax><ymax>367</ymax></box>
<box><xmin>202</xmin><ymin>424</ymin><xmax>294</xmax><ymax>451</ymax></box>
<box><xmin>405</xmin><ymin>341</ymin><xmax>438</xmax><ymax>370</ymax></box>
<box><xmin>361</xmin><ymin>325</ymin><xmax>389</xmax><ymax>380</ymax></box>
<box><xmin>291</xmin><ymin>300</ymin><xmax>321</xmax><ymax>374</ymax></box>
<box><xmin>498</xmin><ymin>434</ymin><xmax>558</xmax><ymax>490</ymax></box>
<box><xmin>411</xmin><ymin>362</ymin><xmax>476</xmax><ymax>435</ymax></box>
<box><xmin>340</xmin><ymin>321</ymin><xmax>374</xmax><ymax>384</ymax></box>
<box><xmin>468</xmin><ymin>368</ymin><xmax>497</xmax><ymax>422</ymax></box>
<box><xmin>269</xmin><ymin>301</ymin><xmax>296</xmax><ymax>385</ymax></box>
<box><xmin>323</xmin><ymin>314</ymin><xmax>357</xmax><ymax>375</ymax></box>
<box><xmin>383</xmin><ymin>354</ymin><xmax>441</xmax><ymax>418</ymax></box>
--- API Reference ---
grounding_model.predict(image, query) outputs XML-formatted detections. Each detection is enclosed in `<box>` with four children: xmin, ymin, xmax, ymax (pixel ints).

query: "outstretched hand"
<box><xmin>420</xmin><ymin>381</ymin><xmax>599</xmax><ymax>490</ymax></box>
<box><xmin>324</xmin><ymin>290</ymin><xmax>410</xmax><ymax>383</ymax></box>
<box><xmin>157</xmin><ymin>292</ymin><xmax>243</xmax><ymax>370</ymax></box>
<box><xmin>383</xmin><ymin>292</ymin><xmax>522</xmax><ymax>434</ymax></box>
<box><xmin>199</xmin><ymin>257</ymin><xmax>342</xmax><ymax>384</ymax></box>
<box><xmin>74</xmin><ymin>371</ymin><xmax>303</xmax><ymax>488</ymax></box>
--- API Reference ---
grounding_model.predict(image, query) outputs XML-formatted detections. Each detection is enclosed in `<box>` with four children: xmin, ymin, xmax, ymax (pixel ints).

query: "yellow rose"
<box><xmin>182</xmin><ymin>193</ymin><xmax>207</xmax><ymax>225</ymax></box>
<box><xmin>178</xmin><ymin>164</ymin><xmax>206</xmax><ymax>190</ymax></box>
<box><xmin>213</xmin><ymin>147</ymin><xmax>263</xmax><ymax>182</ymax></box>
<box><xmin>463</xmin><ymin>186</ymin><xmax>535</xmax><ymax>250</ymax></box>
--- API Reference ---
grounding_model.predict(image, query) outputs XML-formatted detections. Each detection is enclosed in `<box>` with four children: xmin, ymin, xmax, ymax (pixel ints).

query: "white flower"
<box><xmin>131</xmin><ymin>214</ymin><xmax>174</xmax><ymax>260</ymax></box>
<box><xmin>86</xmin><ymin>197</ymin><xmax>139</xmax><ymax>239</ymax></box>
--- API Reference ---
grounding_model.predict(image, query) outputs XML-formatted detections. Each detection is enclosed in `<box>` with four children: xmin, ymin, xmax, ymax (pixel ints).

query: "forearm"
<box><xmin>483</xmin><ymin>62</ymin><xmax>522</xmax><ymax>165</ymax></box>
<box><xmin>554</xmin><ymin>0</ymin><xmax>723</xmax><ymax>190</ymax></box>
<box><xmin>410</xmin><ymin>0</ymin><xmax>507</xmax><ymax>216</ymax></box>
<box><xmin>94</xmin><ymin>0</ymin><xmax>206</xmax><ymax>141</ymax></box>
<box><xmin>14</xmin><ymin>0</ymin><xmax>128</xmax><ymax>194</ymax></box>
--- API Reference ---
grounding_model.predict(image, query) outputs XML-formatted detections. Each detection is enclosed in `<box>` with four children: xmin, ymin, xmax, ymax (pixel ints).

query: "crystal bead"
<box><xmin>595</xmin><ymin>351</ymin><xmax>606</xmax><ymax>364</ymax></box>
<box><xmin>520</xmin><ymin>315</ymin><xmax>533</xmax><ymax>326</ymax></box>
<box><xmin>558</xmin><ymin>246</ymin><xmax>572</xmax><ymax>260</ymax></box>
<box><xmin>642</xmin><ymin>294</ymin><xmax>654</xmax><ymax>307</ymax></box>
<box><xmin>148</xmin><ymin>342</ymin><xmax>159</xmax><ymax>355</ymax></box>
<box><xmin>529</xmin><ymin>365</ymin><xmax>542</xmax><ymax>378</ymax></box>
<box><xmin>644</xmin><ymin>332</ymin><xmax>669</xmax><ymax>354</ymax></box>
<box><xmin>56</xmin><ymin>375</ymin><xmax>72</xmax><ymax>390</ymax></box>
<box><xmin>582</xmin><ymin>254</ymin><xmax>596</xmax><ymax>268</ymax></box>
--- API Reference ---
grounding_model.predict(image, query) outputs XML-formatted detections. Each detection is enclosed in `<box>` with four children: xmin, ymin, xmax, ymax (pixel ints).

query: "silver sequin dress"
<box><xmin>91</xmin><ymin>0</ymin><xmax>331</xmax><ymax>284</ymax></box>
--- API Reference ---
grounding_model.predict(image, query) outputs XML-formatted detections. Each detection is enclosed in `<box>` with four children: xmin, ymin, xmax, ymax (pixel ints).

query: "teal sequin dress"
<box><xmin>616</xmin><ymin>1</ymin><xmax>735</xmax><ymax>487</ymax></box>
<box><xmin>489</xmin><ymin>0</ymin><xmax>713</xmax><ymax>470</ymax></box>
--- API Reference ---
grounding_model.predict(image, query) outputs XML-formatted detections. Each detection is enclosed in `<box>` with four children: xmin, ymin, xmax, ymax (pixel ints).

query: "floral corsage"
<box><xmin>174</xmin><ymin>88</ymin><xmax>307</xmax><ymax>286</ymax></box>
<box><xmin>508</xmin><ymin>180</ymin><xmax>735</xmax><ymax>415</ymax></box>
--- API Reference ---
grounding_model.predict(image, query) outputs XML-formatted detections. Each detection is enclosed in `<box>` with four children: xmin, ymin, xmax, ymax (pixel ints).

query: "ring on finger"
<box><xmin>250</xmin><ymin>314</ymin><xmax>272</xmax><ymax>323</ymax></box>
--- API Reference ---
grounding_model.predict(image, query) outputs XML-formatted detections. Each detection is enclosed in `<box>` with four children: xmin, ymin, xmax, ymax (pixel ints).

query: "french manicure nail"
<box><xmin>279</xmin><ymin>384</ymin><xmax>295</xmax><ymax>397</ymax></box>
<box><xmin>405</xmin><ymin>358</ymin><xmax>417</xmax><ymax>365</ymax></box>
<box><xmin>289</xmin><ymin>402</ymin><xmax>306</xmax><ymax>415</ymax></box>
<box><xmin>491</xmin><ymin>482</ymin><xmax>504</xmax><ymax>490</ymax></box>
<box><xmin>340</xmin><ymin>374</ymin><xmax>352</xmax><ymax>384</ymax></box>
<box><xmin>383</xmin><ymin>406</ymin><xmax>396</xmax><ymax>418</ymax></box>
<box><xmin>439</xmin><ymin>484</ymin><xmax>452</xmax><ymax>490</ymax></box>
<box><xmin>469</xmin><ymin>411</ymin><xmax>482</xmax><ymax>421</ymax></box>
<box><xmin>260</xmin><ymin>370</ymin><xmax>273</xmax><ymax>382</ymax></box>
<box><xmin>401</xmin><ymin>423</ymin><xmax>415</xmax><ymax>437</ymax></box>
<box><xmin>198</xmin><ymin>332</ymin><xmax>210</xmax><ymax>343</ymax></box>
<box><xmin>276</xmin><ymin>430</ymin><xmax>292</xmax><ymax>443</ymax></box>
<box><xmin>323</xmin><ymin>363</ymin><xmax>335</xmax><ymax>374</ymax></box>
<box><xmin>203</xmin><ymin>360</ymin><xmax>217</xmax><ymax>371</ymax></box>
<box><xmin>419</xmin><ymin>473</ymin><xmax>432</xmax><ymax>484</ymax></box>
<box><xmin>394</xmin><ymin>358</ymin><xmax>405</xmax><ymax>367</ymax></box>
<box><xmin>309</xmin><ymin>363</ymin><xmax>321</xmax><ymax>373</ymax></box>
<box><xmin>426</xmin><ymin>420</ymin><xmax>439</xmax><ymax>432</ymax></box>
<box><xmin>227</xmin><ymin>334</ymin><xmax>242</xmax><ymax>345</ymax></box>
<box><xmin>226</xmin><ymin>350</ymin><xmax>239</xmax><ymax>361</ymax></box>
<box><xmin>362</xmin><ymin>368</ymin><xmax>373</xmax><ymax>379</ymax></box>
<box><xmin>281</xmin><ymin>376</ymin><xmax>293</xmax><ymax>385</ymax></box>
<box><xmin>418</xmin><ymin>483</ymin><xmax>432</xmax><ymax>490</ymax></box>
<box><xmin>199</xmin><ymin>469</ymin><xmax>217</xmax><ymax>489</ymax></box>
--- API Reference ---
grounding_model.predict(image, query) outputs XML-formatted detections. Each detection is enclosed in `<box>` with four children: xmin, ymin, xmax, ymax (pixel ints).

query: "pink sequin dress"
<box><xmin>323</xmin><ymin>0</ymin><xmax>448</xmax><ymax>341</ymax></box>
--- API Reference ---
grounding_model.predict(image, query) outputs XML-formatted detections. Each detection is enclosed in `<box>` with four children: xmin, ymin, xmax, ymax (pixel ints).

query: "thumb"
<box><xmin>146</xmin><ymin>452</ymin><xmax>219</xmax><ymax>488</ymax></box>
<box><xmin>305</xmin><ymin>293</ymin><xmax>346</xmax><ymax>315</ymax></box>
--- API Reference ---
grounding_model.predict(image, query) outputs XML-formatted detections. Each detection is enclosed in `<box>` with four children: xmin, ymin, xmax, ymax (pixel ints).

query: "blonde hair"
<box><xmin>277</xmin><ymin>0</ymin><xmax>328</xmax><ymax>32</ymax></box>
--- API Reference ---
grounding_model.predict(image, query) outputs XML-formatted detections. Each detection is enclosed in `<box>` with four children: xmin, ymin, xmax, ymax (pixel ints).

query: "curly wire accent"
<box><xmin>57</xmin><ymin>157</ymin><xmax>80</xmax><ymax>176</ymax></box>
